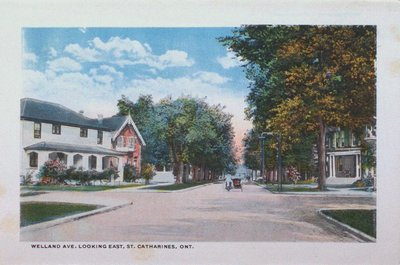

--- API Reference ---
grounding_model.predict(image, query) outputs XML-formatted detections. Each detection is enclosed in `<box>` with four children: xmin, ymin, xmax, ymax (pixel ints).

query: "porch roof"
<box><xmin>24</xmin><ymin>141</ymin><xmax>126</xmax><ymax>156</ymax></box>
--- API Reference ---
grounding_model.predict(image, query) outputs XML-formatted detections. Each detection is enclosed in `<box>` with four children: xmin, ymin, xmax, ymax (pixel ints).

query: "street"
<box><xmin>20</xmin><ymin>183</ymin><xmax>376</xmax><ymax>242</ymax></box>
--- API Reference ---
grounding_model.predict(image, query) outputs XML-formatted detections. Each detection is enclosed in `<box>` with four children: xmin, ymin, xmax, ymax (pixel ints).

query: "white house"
<box><xmin>20</xmin><ymin>98</ymin><xmax>145</xmax><ymax>182</ymax></box>
<box><xmin>325</xmin><ymin>122</ymin><xmax>376</xmax><ymax>185</ymax></box>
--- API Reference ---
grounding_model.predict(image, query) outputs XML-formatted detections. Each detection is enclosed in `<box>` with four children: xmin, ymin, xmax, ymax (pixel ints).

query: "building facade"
<box><xmin>20</xmin><ymin>98</ymin><xmax>145</xmax><ymax>182</ymax></box>
<box><xmin>325</xmin><ymin>123</ymin><xmax>376</xmax><ymax>185</ymax></box>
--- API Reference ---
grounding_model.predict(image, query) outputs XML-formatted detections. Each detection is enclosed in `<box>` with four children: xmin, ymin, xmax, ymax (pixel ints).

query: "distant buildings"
<box><xmin>20</xmin><ymin>98</ymin><xmax>145</xmax><ymax>182</ymax></box>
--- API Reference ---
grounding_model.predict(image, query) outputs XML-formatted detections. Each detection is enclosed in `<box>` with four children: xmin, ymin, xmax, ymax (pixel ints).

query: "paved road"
<box><xmin>20</xmin><ymin>183</ymin><xmax>376</xmax><ymax>242</ymax></box>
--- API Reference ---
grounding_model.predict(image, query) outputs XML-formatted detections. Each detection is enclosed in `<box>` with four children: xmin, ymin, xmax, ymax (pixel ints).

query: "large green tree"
<box><xmin>118</xmin><ymin>95</ymin><xmax>237</xmax><ymax>183</ymax></box>
<box><xmin>220</xmin><ymin>25</ymin><xmax>376</xmax><ymax>190</ymax></box>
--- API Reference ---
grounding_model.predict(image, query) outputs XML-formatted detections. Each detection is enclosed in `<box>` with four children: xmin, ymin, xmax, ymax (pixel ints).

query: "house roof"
<box><xmin>21</xmin><ymin>98</ymin><xmax>127</xmax><ymax>131</ymax></box>
<box><xmin>21</xmin><ymin>98</ymin><xmax>146</xmax><ymax>146</ymax></box>
<box><xmin>24</xmin><ymin>141</ymin><xmax>126</xmax><ymax>156</ymax></box>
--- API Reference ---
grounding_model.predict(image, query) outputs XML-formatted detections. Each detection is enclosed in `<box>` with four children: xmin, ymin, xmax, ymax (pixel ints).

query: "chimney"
<box><xmin>97</xmin><ymin>114</ymin><xmax>103</xmax><ymax>124</ymax></box>
<box><xmin>79</xmin><ymin>110</ymin><xmax>84</xmax><ymax>115</ymax></box>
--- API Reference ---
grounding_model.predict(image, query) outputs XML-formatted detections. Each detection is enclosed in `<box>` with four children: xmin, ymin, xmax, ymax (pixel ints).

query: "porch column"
<box><xmin>332</xmin><ymin>155</ymin><xmax>336</xmax><ymax>178</ymax></box>
<box><xmin>67</xmin><ymin>153</ymin><xmax>73</xmax><ymax>169</ymax></box>
<box><xmin>328</xmin><ymin>155</ymin><xmax>333</xmax><ymax>177</ymax></box>
<box><xmin>356</xmin><ymin>154</ymin><xmax>360</xmax><ymax>178</ymax></box>
<box><xmin>38</xmin><ymin>151</ymin><xmax>50</xmax><ymax>168</ymax></box>
<box><xmin>118</xmin><ymin>157</ymin><xmax>124</xmax><ymax>181</ymax></box>
<box><xmin>82</xmin><ymin>155</ymin><xmax>89</xmax><ymax>170</ymax></box>
<box><xmin>96</xmin><ymin>155</ymin><xmax>102</xmax><ymax>172</ymax></box>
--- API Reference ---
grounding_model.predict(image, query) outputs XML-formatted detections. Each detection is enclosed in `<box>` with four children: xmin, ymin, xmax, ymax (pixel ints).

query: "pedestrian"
<box><xmin>225</xmin><ymin>175</ymin><xmax>233</xmax><ymax>190</ymax></box>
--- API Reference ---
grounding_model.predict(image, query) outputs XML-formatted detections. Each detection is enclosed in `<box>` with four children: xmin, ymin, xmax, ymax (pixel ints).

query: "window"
<box><xmin>117</xmin><ymin>136</ymin><xmax>124</xmax><ymax>147</ymax></box>
<box><xmin>80</xmin><ymin>128</ymin><xmax>88</xmax><ymax>137</ymax></box>
<box><xmin>89</xmin><ymin>155</ymin><xmax>97</xmax><ymax>170</ymax></box>
<box><xmin>52</xmin><ymin>124</ymin><xmax>61</xmax><ymax>134</ymax></box>
<box><xmin>29</xmin><ymin>152</ymin><xmax>38</xmax><ymax>168</ymax></box>
<box><xmin>128</xmin><ymin>137</ymin><xmax>135</xmax><ymax>148</ymax></box>
<box><xmin>97</xmin><ymin>130</ymin><xmax>103</xmax><ymax>144</ymax></box>
<box><xmin>352</xmin><ymin>133</ymin><xmax>358</xmax><ymax>146</ymax></box>
<box><xmin>33</xmin><ymin>122</ymin><xmax>41</xmax><ymax>138</ymax></box>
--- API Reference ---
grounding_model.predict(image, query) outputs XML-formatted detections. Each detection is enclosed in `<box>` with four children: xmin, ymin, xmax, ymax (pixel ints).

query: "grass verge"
<box><xmin>322</xmin><ymin>209</ymin><xmax>376</xmax><ymax>238</ymax></box>
<box><xmin>265</xmin><ymin>184</ymin><xmax>322</xmax><ymax>192</ymax></box>
<box><xmin>20</xmin><ymin>191</ymin><xmax>47</xmax><ymax>197</ymax></box>
<box><xmin>21</xmin><ymin>183</ymin><xmax>143</xmax><ymax>192</ymax></box>
<box><xmin>143</xmin><ymin>182</ymin><xmax>206</xmax><ymax>191</ymax></box>
<box><xmin>20</xmin><ymin>202</ymin><xmax>103</xmax><ymax>227</ymax></box>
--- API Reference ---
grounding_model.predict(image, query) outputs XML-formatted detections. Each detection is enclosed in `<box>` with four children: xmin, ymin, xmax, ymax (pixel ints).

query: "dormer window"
<box><xmin>52</xmin><ymin>124</ymin><xmax>61</xmax><ymax>134</ymax></box>
<box><xmin>80</xmin><ymin>128</ymin><xmax>88</xmax><ymax>137</ymax></box>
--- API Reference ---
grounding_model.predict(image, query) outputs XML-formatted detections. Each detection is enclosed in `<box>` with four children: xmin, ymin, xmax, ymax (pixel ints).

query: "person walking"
<box><xmin>225</xmin><ymin>175</ymin><xmax>233</xmax><ymax>191</ymax></box>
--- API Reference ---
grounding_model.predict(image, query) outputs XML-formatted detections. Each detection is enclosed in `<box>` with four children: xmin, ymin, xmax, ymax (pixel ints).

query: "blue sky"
<box><xmin>22</xmin><ymin>27</ymin><xmax>251</xmax><ymax>152</ymax></box>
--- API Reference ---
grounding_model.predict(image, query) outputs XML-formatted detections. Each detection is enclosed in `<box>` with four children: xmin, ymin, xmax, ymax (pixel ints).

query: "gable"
<box><xmin>112</xmin><ymin>116</ymin><xmax>146</xmax><ymax>146</ymax></box>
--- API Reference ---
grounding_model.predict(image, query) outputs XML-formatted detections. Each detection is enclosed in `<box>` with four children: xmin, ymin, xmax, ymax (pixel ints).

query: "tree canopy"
<box><xmin>117</xmin><ymin>95</ymin><xmax>237</xmax><ymax>183</ymax></box>
<box><xmin>220</xmin><ymin>25</ymin><xmax>376</xmax><ymax>189</ymax></box>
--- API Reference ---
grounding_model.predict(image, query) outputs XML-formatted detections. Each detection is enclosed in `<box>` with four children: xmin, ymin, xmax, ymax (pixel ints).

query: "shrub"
<box><xmin>141</xmin><ymin>163</ymin><xmax>156</xmax><ymax>185</ymax></box>
<box><xmin>101</xmin><ymin>168</ymin><xmax>119</xmax><ymax>182</ymax></box>
<box><xmin>21</xmin><ymin>170</ymin><xmax>34</xmax><ymax>185</ymax></box>
<box><xmin>287</xmin><ymin>166</ymin><xmax>301</xmax><ymax>184</ymax></box>
<box><xmin>123</xmin><ymin>164</ymin><xmax>137</xmax><ymax>182</ymax></box>
<box><xmin>37</xmin><ymin>160</ymin><xmax>67</xmax><ymax>184</ymax></box>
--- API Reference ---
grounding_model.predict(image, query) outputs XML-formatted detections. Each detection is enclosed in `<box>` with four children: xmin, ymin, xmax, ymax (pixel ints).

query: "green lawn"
<box><xmin>20</xmin><ymin>191</ymin><xmax>47</xmax><ymax>197</ymax></box>
<box><xmin>21</xmin><ymin>183</ymin><xmax>143</xmax><ymax>192</ymax></box>
<box><xmin>265</xmin><ymin>184</ymin><xmax>322</xmax><ymax>192</ymax></box>
<box><xmin>322</xmin><ymin>209</ymin><xmax>376</xmax><ymax>238</ymax></box>
<box><xmin>20</xmin><ymin>202</ymin><xmax>103</xmax><ymax>227</ymax></box>
<box><xmin>143</xmin><ymin>182</ymin><xmax>206</xmax><ymax>191</ymax></box>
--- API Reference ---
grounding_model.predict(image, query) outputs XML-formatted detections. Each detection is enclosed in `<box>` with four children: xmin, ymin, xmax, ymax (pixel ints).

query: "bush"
<box><xmin>37</xmin><ymin>160</ymin><xmax>67</xmax><ymax>184</ymax></box>
<box><xmin>21</xmin><ymin>170</ymin><xmax>34</xmax><ymax>185</ymax></box>
<box><xmin>101</xmin><ymin>168</ymin><xmax>119</xmax><ymax>182</ymax></box>
<box><xmin>123</xmin><ymin>164</ymin><xmax>137</xmax><ymax>182</ymax></box>
<box><xmin>141</xmin><ymin>163</ymin><xmax>156</xmax><ymax>185</ymax></box>
<box><xmin>287</xmin><ymin>166</ymin><xmax>301</xmax><ymax>184</ymax></box>
<box><xmin>352</xmin><ymin>178</ymin><xmax>373</xmax><ymax>188</ymax></box>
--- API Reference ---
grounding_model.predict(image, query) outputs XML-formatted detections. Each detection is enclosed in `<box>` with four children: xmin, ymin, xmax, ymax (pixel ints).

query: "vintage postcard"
<box><xmin>1</xmin><ymin>1</ymin><xmax>400</xmax><ymax>265</ymax></box>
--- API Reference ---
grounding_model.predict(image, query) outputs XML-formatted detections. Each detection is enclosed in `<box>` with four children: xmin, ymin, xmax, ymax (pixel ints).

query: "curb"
<box><xmin>317</xmin><ymin>208</ymin><xmax>376</xmax><ymax>242</ymax></box>
<box><xmin>20</xmin><ymin>201</ymin><xmax>133</xmax><ymax>233</ymax></box>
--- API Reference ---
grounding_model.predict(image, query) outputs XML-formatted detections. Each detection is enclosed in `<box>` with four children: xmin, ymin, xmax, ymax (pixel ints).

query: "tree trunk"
<box><xmin>192</xmin><ymin>165</ymin><xmax>197</xmax><ymax>182</ymax></box>
<box><xmin>317</xmin><ymin>116</ymin><xmax>327</xmax><ymax>190</ymax></box>
<box><xmin>177</xmin><ymin>161</ymin><xmax>184</xmax><ymax>184</ymax></box>
<box><xmin>199</xmin><ymin>166</ymin><xmax>204</xmax><ymax>182</ymax></box>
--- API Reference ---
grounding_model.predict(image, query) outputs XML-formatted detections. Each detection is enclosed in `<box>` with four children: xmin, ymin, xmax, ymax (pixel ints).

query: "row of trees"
<box><xmin>117</xmin><ymin>95</ymin><xmax>237</xmax><ymax>183</ymax></box>
<box><xmin>220</xmin><ymin>25</ymin><xmax>376</xmax><ymax>190</ymax></box>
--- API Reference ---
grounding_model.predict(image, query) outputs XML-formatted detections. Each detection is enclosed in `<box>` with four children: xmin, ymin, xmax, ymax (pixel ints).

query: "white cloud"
<box><xmin>22</xmin><ymin>69</ymin><xmax>119</xmax><ymax>118</ymax></box>
<box><xmin>65</xmin><ymin>43</ymin><xmax>100</xmax><ymax>62</ymax></box>
<box><xmin>49</xmin><ymin>47</ymin><xmax>58</xmax><ymax>58</ymax></box>
<box><xmin>92</xmin><ymin>37</ymin><xmax>149</xmax><ymax>58</ymax></box>
<box><xmin>99</xmin><ymin>65</ymin><xmax>124</xmax><ymax>78</ymax></box>
<box><xmin>155</xmin><ymin>50</ymin><xmax>194</xmax><ymax>69</ymax></box>
<box><xmin>217</xmin><ymin>51</ymin><xmax>244</xmax><ymax>69</ymax></box>
<box><xmin>63</xmin><ymin>37</ymin><xmax>194</xmax><ymax>70</ymax></box>
<box><xmin>47</xmin><ymin>57</ymin><xmax>82</xmax><ymax>72</ymax></box>
<box><xmin>23</xmin><ymin>52</ymin><xmax>37</xmax><ymax>64</ymax></box>
<box><xmin>193</xmin><ymin>71</ymin><xmax>230</xmax><ymax>85</ymax></box>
